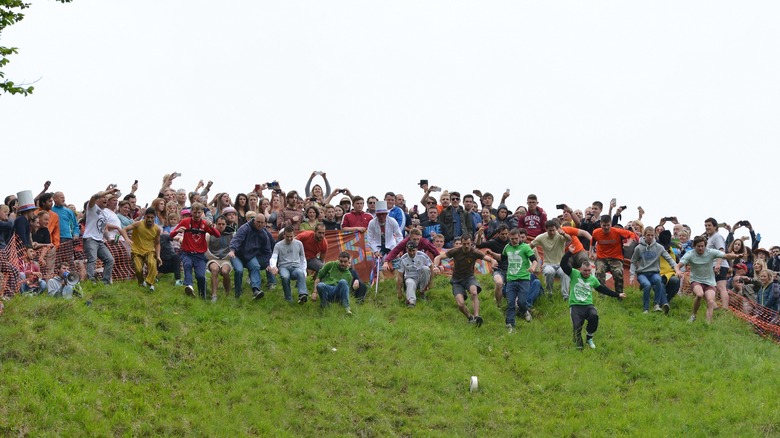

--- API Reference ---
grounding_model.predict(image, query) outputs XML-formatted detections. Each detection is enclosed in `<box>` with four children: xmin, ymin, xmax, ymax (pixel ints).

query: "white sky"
<box><xmin>2</xmin><ymin>1</ymin><xmax>778</xmax><ymax>245</ymax></box>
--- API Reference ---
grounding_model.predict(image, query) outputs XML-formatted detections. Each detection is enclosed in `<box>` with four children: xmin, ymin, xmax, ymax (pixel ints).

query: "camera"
<box><xmin>619</xmin><ymin>205</ymin><xmax>627</xmax><ymax>210</ymax></box>
<box><xmin>430</xmin><ymin>186</ymin><xmax>441</xmax><ymax>192</ymax></box>
<box><xmin>419</xmin><ymin>179</ymin><xmax>428</xmax><ymax>186</ymax></box>
<box><xmin>266</xmin><ymin>181</ymin><xmax>280</xmax><ymax>189</ymax></box>
<box><xmin>556</xmin><ymin>204</ymin><xmax>565</xmax><ymax>210</ymax></box>
<box><xmin>173</xmin><ymin>172</ymin><xmax>181</xmax><ymax>178</ymax></box>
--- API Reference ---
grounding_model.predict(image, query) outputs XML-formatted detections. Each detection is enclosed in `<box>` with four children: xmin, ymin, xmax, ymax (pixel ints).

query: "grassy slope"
<box><xmin>1</xmin><ymin>274</ymin><xmax>779</xmax><ymax>437</ymax></box>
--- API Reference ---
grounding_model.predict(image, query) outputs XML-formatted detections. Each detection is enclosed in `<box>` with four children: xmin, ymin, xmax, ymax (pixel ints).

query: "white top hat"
<box><xmin>16</xmin><ymin>190</ymin><xmax>36</xmax><ymax>213</ymax></box>
<box><xmin>375</xmin><ymin>201</ymin><xmax>389</xmax><ymax>214</ymax></box>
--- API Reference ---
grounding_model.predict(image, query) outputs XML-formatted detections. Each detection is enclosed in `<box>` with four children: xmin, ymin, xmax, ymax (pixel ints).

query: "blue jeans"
<box><xmin>638</xmin><ymin>272</ymin><xmax>666</xmax><ymax>310</ymax></box>
<box><xmin>665</xmin><ymin>275</ymin><xmax>680</xmax><ymax>302</ymax></box>
<box><xmin>279</xmin><ymin>266</ymin><xmax>308</xmax><ymax>301</ymax></box>
<box><xmin>84</xmin><ymin>238</ymin><xmax>114</xmax><ymax>282</ymax></box>
<box><xmin>505</xmin><ymin>279</ymin><xmax>529</xmax><ymax>326</ymax></box>
<box><xmin>232</xmin><ymin>256</ymin><xmax>263</xmax><ymax>297</ymax></box>
<box><xmin>181</xmin><ymin>252</ymin><xmax>207</xmax><ymax>296</ymax></box>
<box><xmin>316</xmin><ymin>279</ymin><xmax>350</xmax><ymax>308</ymax></box>
<box><xmin>526</xmin><ymin>275</ymin><xmax>542</xmax><ymax>308</ymax></box>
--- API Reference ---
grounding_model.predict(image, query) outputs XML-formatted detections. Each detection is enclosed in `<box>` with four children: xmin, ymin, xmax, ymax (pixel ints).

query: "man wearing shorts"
<box><xmin>676</xmin><ymin>235</ymin><xmax>740</xmax><ymax>324</ymax></box>
<box><xmin>704</xmin><ymin>218</ymin><xmax>731</xmax><ymax>310</ymax></box>
<box><xmin>206</xmin><ymin>215</ymin><xmax>234</xmax><ymax>302</ymax></box>
<box><xmin>433</xmin><ymin>234</ymin><xmax>498</xmax><ymax>327</ymax></box>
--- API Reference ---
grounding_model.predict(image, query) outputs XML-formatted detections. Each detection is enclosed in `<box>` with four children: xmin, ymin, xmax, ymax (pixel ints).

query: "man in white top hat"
<box><xmin>12</xmin><ymin>190</ymin><xmax>38</xmax><ymax>249</ymax></box>
<box><xmin>366</xmin><ymin>201</ymin><xmax>403</xmax><ymax>271</ymax></box>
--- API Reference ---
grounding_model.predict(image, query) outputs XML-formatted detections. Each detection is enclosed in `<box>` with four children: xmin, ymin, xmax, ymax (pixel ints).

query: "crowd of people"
<box><xmin>2</xmin><ymin>171</ymin><xmax>779</xmax><ymax>348</ymax></box>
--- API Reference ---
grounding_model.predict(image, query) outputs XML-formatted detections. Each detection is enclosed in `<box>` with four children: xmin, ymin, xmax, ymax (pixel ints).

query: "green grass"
<box><xmin>2</xmin><ymin>274</ymin><xmax>780</xmax><ymax>437</ymax></box>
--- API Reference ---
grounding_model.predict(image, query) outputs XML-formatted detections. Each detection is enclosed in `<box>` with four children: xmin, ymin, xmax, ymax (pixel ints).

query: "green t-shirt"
<box><xmin>318</xmin><ymin>261</ymin><xmax>353</xmax><ymax>286</ymax></box>
<box><xmin>502</xmin><ymin>243</ymin><xmax>534</xmax><ymax>281</ymax></box>
<box><xmin>568</xmin><ymin>269</ymin><xmax>602</xmax><ymax>306</ymax></box>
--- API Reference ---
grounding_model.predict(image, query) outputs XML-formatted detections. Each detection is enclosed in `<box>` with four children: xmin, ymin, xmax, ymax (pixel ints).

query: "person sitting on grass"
<box><xmin>268</xmin><ymin>226</ymin><xmax>309</xmax><ymax>304</ymax></box>
<box><xmin>19</xmin><ymin>247</ymin><xmax>47</xmax><ymax>294</ymax></box>
<box><xmin>312</xmin><ymin>251</ymin><xmax>356</xmax><ymax>315</ymax></box>
<box><xmin>561</xmin><ymin>245</ymin><xmax>626</xmax><ymax>350</ymax></box>
<box><xmin>205</xmin><ymin>215</ymin><xmax>233</xmax><ymax>303</ymax></box>
<box><xmin>676</xmin><ymin>235</ymin><xmax>741</xmax><ymax>324</ymax></box>
<box><xmin>432</xmin><ymin>233</ymin><xmax>498</xmax><ymax>327</ymax></box>
<box><xmin>397</xmin><ymin>241</ymin><xmax>432</xmax><ymax>308</ymax></box>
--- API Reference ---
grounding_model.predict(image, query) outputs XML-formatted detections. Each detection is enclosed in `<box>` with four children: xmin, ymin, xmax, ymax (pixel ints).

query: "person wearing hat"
<box><xmin>729</xmin><ymin>263</ymin><xmax>757</xmax><ymax>315</ymax></box>
<box><xmin>366</xmin><ymin>201</ymin><xmax>403</xmax><ymax>263</ymax></box>
<box><xmin>13</xmin><ymin>190</ymin><xmax>40</xmax><ymax>249</ymax></box>
<box><xmin>221</xmin><ymin>206</ymin><xmax>239</xmax><ymax>234</ymax></box>
<box><xmin>396</xmin><ymin>240</ymin><xmax>432</xmax><ymax>308</ymax></box>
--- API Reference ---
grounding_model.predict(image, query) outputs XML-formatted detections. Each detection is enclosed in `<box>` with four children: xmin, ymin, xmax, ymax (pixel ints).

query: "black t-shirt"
<box><xmin>477</xmin><ymin>238</ymin><xmax>508</xmax><ymax>271</ymax></box>
<box><xmin>33</xmin><ymin>227</ymin><xmax>51</xmax><ymax>245</ymax></box>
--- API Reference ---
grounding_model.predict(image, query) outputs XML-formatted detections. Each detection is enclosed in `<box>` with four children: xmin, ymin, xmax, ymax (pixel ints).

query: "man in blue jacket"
<box><xmin>229</xmin><ymin>213</ymin><xmax>273</xmax><ymax>299</ymax></box>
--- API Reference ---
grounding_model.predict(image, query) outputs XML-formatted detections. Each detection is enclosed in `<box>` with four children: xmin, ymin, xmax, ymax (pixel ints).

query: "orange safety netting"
<box><xmin>3</xmin><ymin>232</ymin><xmax>780</xmax><ymax>343</ymax></box>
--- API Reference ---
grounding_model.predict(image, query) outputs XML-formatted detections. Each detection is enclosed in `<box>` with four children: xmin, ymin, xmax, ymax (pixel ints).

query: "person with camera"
<box><xmin>124</xmin><ymin>208</ymin><xmax>162</xmax><ymax>291</ymax></box>
<box><xmin>341</xmin><ymin>196</ymin><xmax>373</xmax><ymax>233</ymax></box>
<box><xmin>304</xmin><ymin>171</ymin><xmax>332</xmax><ymax>206</ymax></box>
<box><xmin>571</xmin><ymin>201</ymin><xmax>603</xmax><ymax>250</ymax></box>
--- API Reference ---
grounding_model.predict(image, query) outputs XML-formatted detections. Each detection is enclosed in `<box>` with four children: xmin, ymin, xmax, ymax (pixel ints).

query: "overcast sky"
<box><xmin>2</xmin><ymin>1</ymin><xmax>778</xmax><ymax>245</ymax></box>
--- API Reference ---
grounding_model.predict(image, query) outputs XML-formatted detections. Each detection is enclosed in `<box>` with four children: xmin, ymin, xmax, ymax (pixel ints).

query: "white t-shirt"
<box><xmin>706</xmin><ymin>232</ymin><xmax>729</xmax><ymax>268</ymax></box>
<box><xmin>103</xmin><ymin>209</ymin><xmax>123</xmax><ymax>242</ymax></box>
<box><xmin>83</xmin><ymin>204</ymin><xmax>108</xmax><ymax>242</ymax></box>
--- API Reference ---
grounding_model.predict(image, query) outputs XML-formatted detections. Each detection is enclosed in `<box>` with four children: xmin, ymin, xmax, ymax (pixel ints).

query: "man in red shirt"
<box><xmin>297</xmin><ymin>223</ymin><xmax>329</xmax><ymax>275</ymax></box>
<box><xmin>590</xmin><ymin>215</ymin><xmax>635</xmax><ymax>295</ymax></box>
<box><xmin>170</xmin><ymin>202</ymin><xmax>220</xmax><ymax>298</ymax></box>
<box><xmin>341</xmin><ymin>196</ymin><xmax>373</xmax><ymax>232</ymax></box>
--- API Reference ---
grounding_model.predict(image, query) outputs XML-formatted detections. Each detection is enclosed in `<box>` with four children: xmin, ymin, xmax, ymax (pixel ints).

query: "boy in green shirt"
<box><xmin>485</xmin><ymin>228</ymin><xmax>538</xmax><ymax>332</ymax></box>
<box><xmin>561</xmin><ymin>245</ymin><xmax>625</xmax><ymax>349</ymax></box>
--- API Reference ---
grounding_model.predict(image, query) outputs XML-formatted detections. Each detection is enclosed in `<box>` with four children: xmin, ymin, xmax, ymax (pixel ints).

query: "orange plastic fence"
<box><xmin>3</xmin><ymin>232</ymin><xmax>780</xmax><ymax>343</ymax></box>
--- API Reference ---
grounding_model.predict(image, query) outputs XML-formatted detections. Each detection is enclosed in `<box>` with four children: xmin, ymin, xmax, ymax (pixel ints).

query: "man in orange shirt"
<box><xmin>590</xmin><ymin>215</ymin><xmax>635</xmax><ymax>296</ymax></box>
<box><xmin>35</xmin><ymin>192</ymin><xmax>60</xmax><ymax>248</ymax></box>
<box><xmin>297</xmin><ymin>224</ymin><xmax>329</xmax><ymax>276</ymax></box>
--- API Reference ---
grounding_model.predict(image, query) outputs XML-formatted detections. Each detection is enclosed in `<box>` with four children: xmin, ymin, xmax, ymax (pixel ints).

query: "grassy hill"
<box><xmin>2</xmin><ymin>274</ymin><xmax>779</xmax><ymax>437</ymax></box>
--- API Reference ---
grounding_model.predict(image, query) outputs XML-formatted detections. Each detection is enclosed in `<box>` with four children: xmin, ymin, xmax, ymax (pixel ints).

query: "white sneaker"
<box><xmin>688</xmin><ymin>315</ymin><xmax>696</xmax><ymax>323</ymax></box>
<box><xmin>345</xmin><ymin>307</ymin><xmax>352</xmax><ymax>315</ymax></box>
<box><xmin>524</xmin><ymin>311</ymin><xmax>532</xmax><ymax>322</ymax></box>
<box><xmin>653</xmin><ymin>304</ymin><xmax>662</xmax><ymax>312</ymax></box>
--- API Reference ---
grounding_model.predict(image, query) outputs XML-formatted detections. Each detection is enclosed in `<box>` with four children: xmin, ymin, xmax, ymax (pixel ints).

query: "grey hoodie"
<box><xmin>630</xmin><ymin>239</ymin><xmax>676</xmax><ymax>275</ymax></box>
